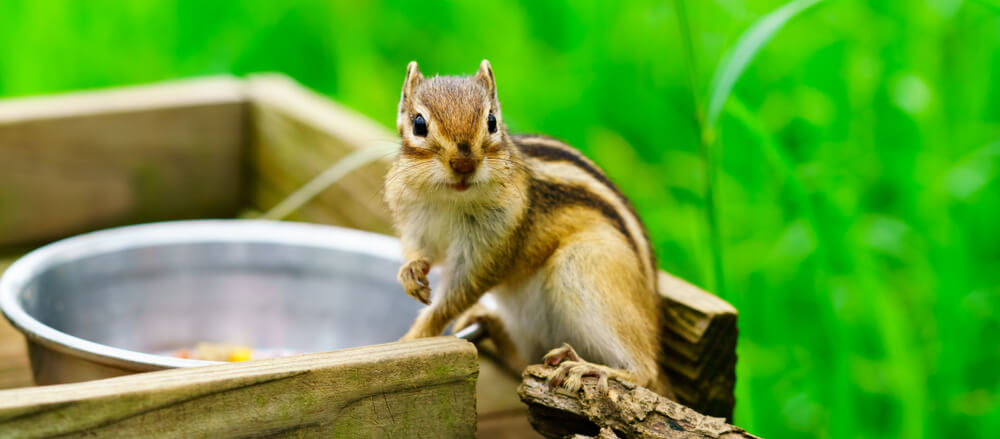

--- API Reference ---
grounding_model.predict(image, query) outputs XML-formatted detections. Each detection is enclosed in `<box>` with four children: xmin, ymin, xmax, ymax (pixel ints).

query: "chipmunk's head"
<box><xmin>395</xmin><ymin>60</ymin><xmax>515</xmax><ymax>194</ymax></box>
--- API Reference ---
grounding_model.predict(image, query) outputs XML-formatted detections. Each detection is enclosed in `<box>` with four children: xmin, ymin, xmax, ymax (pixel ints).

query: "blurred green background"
<box><xmin>1</xmin><ymin>0</ymin><xmax>998</xmax><ymax>437</ymax></box>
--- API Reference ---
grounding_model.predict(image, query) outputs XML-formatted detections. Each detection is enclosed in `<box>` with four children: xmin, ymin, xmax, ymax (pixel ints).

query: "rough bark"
<box><xmin>518</xmin><ymin>365</ymin><xmax>757</xmax><ymax>439</ymax></box>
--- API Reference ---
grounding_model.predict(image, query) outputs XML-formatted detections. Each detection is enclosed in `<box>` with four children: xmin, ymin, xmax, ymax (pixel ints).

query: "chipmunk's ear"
<box><xmin>475</xmin><ymin>59</ymin><xmax>497</xmax><ymax>102</ymax></box>
<box><xmin>401</xmin><ymin>61</ymin><xmax>424</xmax><ymax>103</ymax></box>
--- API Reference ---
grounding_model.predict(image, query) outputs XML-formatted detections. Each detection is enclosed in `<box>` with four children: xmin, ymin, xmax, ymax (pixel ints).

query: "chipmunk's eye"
<box><xmin>413</xmin><ymin>114</ymin><xmax>428</xmax><ymax>137</ymax></box>
<box><xmin>487</xmin><ymin>112</ymin><xmax>497</xmax><ymax>133</ymax></box>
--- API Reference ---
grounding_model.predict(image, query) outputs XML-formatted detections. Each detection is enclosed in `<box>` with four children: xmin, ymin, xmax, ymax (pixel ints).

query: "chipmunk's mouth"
<box><xmin>451</xmin><ymin>179</ymin><xmax>471</xmax><ymax>192</ymax></box>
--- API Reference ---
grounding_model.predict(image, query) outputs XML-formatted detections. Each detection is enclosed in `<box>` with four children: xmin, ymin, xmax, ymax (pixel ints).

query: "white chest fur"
<box><xmin>407</xmin><ymin>195</ymin><xmax>513</xmax><ymax>260</ymax></box>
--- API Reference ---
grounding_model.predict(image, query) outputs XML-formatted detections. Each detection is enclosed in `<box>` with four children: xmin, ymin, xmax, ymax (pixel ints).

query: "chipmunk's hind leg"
<box><xmin>544</xmin><ymin>343</ymin><xmax>639</xmax><ymax>393</ymax></box>
<box><xmin>453</xmin><ymin>303</ymin><xmax>527</xmax><ymax>372</ymax></box>
<box><xmin>538</xmin><ymin>230</ymin><xmax>661</xmax><ymax>395</ymax></box>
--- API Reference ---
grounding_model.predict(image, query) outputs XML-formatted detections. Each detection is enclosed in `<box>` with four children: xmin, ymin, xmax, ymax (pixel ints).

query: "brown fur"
<box><xmin>384</xmin><ymin>60</ymin><xmax>670</xmax><ymax>395</ymax></box>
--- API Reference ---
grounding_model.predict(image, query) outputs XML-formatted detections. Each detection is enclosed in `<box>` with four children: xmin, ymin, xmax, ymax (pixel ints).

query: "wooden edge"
<box><xmin>0</xmin><ymin>337</ymin><xmax>473</xmax><ymax>408</ymax></box>
<box><xmin>0</xmin><ymin>337</ymin><xmax>478</xmax><ymax>437</ymax></box>
<box><xmin>661</xmin><ymin>313</ymin><xmax>737</xmax><ymax>364</ymax></box>
<box><xmin>658</xmin><ymin>271</ymin><xmax>737</xmax><ymax>343</ymax></box>
<box><xmin>245</xmin><ymin>73</ymin><xmax>398</xmax><ymax>152</ymax></box>
<box><xmin>0</xmin><ymin>76</ymin><xmax>247</xmax><ymax>124</ymax></box>
<box><xmin>658</xmin><ymin>271</ymin><xmax>736</xmax><ymax>316</ymax></box>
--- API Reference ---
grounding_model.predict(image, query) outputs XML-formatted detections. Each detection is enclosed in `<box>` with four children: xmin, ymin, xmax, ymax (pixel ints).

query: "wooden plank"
<box><xmin>478</xmin><ymin>412</ymin><xmax>544</xmax><ymax>439</ymax></box>
<box><xmin>0</xmin><ymin>337</ymin><xmax>478</xmax><ymax>438</ymax></box>
<box><xmin>659</xmin><ymin>272</ymin><xmax>736</xmax><ymax>343</ymax></box>
<box><xmin>246</xmin><ymin>74</ymin><xmax>397</xmax><ymax>234</ymax></box>
<box><xmin>658</xmin><ymin>272</ymin><xmax>738</xmax><ymax>420</ymax></box>
<box><xmin>0</xmin><ymin>320</ymin><xmax>30</xmax><ymax>390</ymax></box>
<box><xmin>476</xmin><ymin>351</ymin><xmax>545</xmax><ymax>438</ymax></box>
<box><xmin>0</xmin><ymin>77</ymin><xmax>248</xmax><ymax>247</ymax></box>
<box><xmin>0</xmin><ymin>253</ymin><xmax>31</xmax><ymax>390</ymax></box>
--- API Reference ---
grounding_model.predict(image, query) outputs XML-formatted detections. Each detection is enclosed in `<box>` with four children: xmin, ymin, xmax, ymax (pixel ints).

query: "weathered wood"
<box><xmin>518</xmin><ymin>364</ymin><xmax>755</xmax><ymax>439</ymax></box>
<box><xmin>0</xmin><ymin>337</ymin><xmax>478</xmax><ymax>438</ymax></box>
<box><xmin>0</xmin><ymin>77</ymin><xmax>248</xmax><ymax>247</ymax></box>
<box><xmin>0</xmin><ymin>253</ymin><xmax>31</xmax><ymax>390</ymax></box>
<box><xmin>658</xmin><ymin>273</ymin><xmax>738</xmax><ymax>420</ymax></box>
<box><xmin>246</xmin><ymin>74</ymin><xmax>397</xmax><ymax>234</ymax></box>
<box><xmin>478</xmin><ymin>411</ymin><xmax>545</xmax><ymax>439</ymax></box>
<box><xmin>0</xmin><ymin>318</ymin><xmax>30</xmax><ymax>390</ymax></box>
<box><xmin>476</xmin><ymin>346</ymin><xmax>546</xmax><ymax>439</ymax></box>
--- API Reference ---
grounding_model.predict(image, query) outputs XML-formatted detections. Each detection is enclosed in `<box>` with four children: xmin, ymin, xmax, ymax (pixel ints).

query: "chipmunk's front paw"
<box><xmin>398</xmin><ymin>259</ymin><xmax>432</xmax><ymax>304</ymax></box>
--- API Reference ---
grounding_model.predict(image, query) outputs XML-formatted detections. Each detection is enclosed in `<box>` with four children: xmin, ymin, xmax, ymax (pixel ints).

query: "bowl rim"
<box><xmin>0</xmin><ymin>219</ymin><xmax>405</xmax><ymax>371</ymax></box>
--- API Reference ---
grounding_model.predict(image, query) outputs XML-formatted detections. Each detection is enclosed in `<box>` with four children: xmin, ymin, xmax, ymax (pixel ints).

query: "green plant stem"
<box><xmin>675</xmin><ymin>0</ymin><xmax>727</xmax><ymax>297</ymax></box>
<box><xmin>701</xmin><ymin>134</ymin><xmax>726</xmax><ymax>297</ymax></box>
<box><xmin>675</xmin><ymin>0</ymin><xmax>703</xmax><ymax>118</ymax></box>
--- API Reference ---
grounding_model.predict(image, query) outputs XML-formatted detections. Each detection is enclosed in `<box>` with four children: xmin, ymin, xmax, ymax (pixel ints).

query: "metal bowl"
<box><xmin>0</xmin><ymin>220</ymin><xmax>476</xmax><ymax>385</ymax></box>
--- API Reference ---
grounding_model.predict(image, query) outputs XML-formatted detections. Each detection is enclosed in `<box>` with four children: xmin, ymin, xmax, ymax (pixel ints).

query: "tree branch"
<box><xmin>517</xmin><ymin>365</ymin><xmax>757</xmax><ymax>439</ymax></box>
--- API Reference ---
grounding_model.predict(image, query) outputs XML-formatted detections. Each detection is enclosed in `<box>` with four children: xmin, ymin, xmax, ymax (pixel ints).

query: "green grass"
<box><xmin>1</xmin><ymin>1</ymin><xmax>998</xmax><ymax>437</ymax></box>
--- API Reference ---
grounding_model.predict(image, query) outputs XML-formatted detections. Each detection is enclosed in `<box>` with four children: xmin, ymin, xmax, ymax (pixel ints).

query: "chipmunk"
<box><xmin>384</xmin><ymin>60</ymin><xmax>672</xmax><ymax>396</ymax></box>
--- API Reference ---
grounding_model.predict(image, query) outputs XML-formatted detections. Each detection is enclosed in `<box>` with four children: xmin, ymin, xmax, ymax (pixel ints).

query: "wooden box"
<box><xmin>0</xmin><ymin>76</ymin><xmax>738</xmax><ymax>437</ymax></box>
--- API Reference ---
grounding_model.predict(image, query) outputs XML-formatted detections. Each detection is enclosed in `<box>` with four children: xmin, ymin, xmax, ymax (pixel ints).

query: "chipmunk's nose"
<box><xmin>449</xmin><ymin>156</ymin><xmax>478</xmax><ymax>175</ymax></box>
